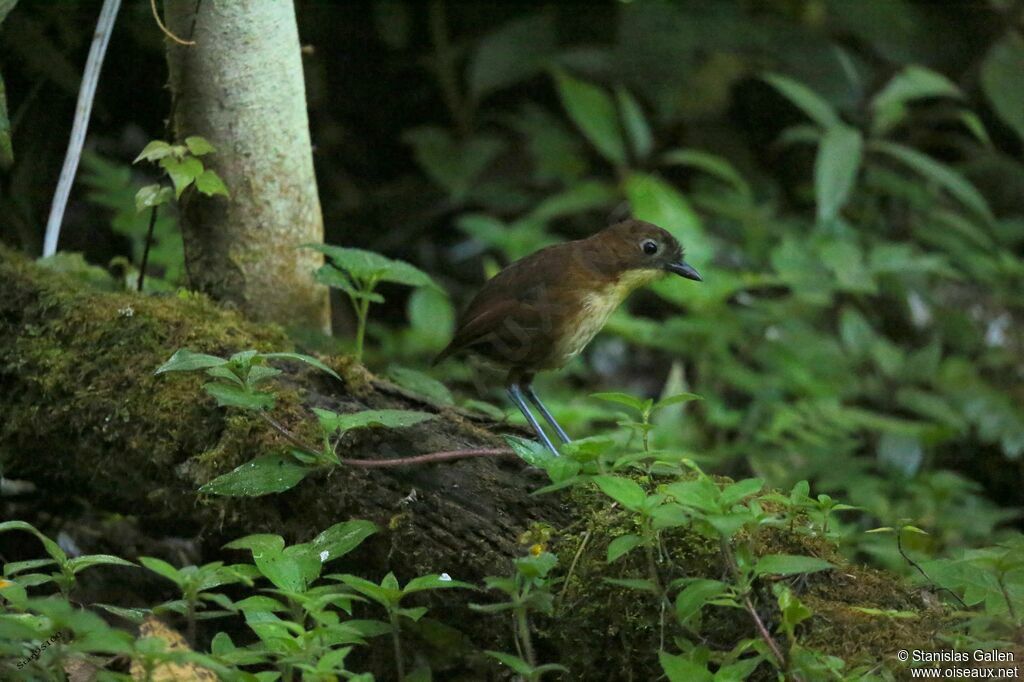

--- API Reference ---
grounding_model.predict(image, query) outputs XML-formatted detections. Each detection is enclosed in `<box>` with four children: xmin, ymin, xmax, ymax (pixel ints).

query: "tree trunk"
<box><xmin>0</xmin><ymin>250</ymin><xmax>947</xmax><ymax>680</ymax></box>
<box><xmin>163</xmin><ymin>0</ymin><xmax>329</xmax><ymax>331</ymax></box>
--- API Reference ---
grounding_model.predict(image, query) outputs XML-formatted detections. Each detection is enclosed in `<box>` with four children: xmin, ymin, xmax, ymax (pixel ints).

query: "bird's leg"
<box><xmin>507</xmin><ymin>383</ymin><xmax>560</xmax><ymax>456</ymax></box>
<box><xmin>524</xmin><ymin>384</ymin><xmax>571</xmax><ymax>444</ymax></box>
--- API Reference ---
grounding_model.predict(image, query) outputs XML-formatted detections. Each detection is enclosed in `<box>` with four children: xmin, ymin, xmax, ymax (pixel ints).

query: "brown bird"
<box><xmin>435</xmin><ymin>219</ymin><xmax>702</xmax><ymax>455</ymax></box>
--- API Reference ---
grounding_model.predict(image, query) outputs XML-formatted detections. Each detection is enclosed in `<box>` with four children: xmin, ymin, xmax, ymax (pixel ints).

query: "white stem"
<box><xmin>42</xmin><ymin>0</ymin><xmax>122</xmax><ymax>257</ymax></box>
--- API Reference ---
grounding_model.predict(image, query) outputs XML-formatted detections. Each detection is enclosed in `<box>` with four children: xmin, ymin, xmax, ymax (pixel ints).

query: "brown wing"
<box><xmin>434</xmin><ymin>244</ymin><xmax>577</xmax><ymax>368</ymax></box>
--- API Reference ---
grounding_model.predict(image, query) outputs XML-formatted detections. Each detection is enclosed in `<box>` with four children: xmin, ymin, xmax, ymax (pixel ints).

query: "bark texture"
<box><xmin>0</xmin><ymin>250</ymin><xmax>949</xmax><ymax>680</ymax></box>
<box><xmin>164</xmin><ymin>0</ymin><xmax>329</xmax><ymax>331</ymax></box>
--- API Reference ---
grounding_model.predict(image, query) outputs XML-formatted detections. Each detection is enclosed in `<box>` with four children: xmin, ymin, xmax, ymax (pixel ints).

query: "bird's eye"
<box><xmin>641</xmin><ymin>239</ymin><xmax>659</xmax><ymax>256</ymax></box>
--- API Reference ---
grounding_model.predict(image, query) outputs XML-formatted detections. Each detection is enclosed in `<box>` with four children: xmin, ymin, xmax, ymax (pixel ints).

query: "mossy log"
<box><xmin>0</xmin><ymin>248</ymin><xmax>947</xmax><ymax>680</ymax></box>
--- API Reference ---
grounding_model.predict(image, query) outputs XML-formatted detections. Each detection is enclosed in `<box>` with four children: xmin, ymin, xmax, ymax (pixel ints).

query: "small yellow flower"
<box><xmin>529</xmin><ymin>543</ymin><xmax>546</xmax><ymax>556</ymax></box>
<box><xmin>0</xmin><ymin>578</ymin><xmax>12</xmax><ymax>589</ymax></box>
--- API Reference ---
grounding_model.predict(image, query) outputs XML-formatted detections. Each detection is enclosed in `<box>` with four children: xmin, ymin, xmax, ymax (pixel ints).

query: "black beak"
<box><xmin>666</xmin><ymin>260</ymin><xmax>703</xmax><ymax>282</ymax></box>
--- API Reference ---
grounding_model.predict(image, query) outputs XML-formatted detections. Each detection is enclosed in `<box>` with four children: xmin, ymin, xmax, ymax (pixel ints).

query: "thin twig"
<box><xmin>136</xmin><ymin>205</ymin><xmax>158</xmax><ymax>291</ymax></box>
<box><xmin>150</xmin><ymin>0</ymin><xmax>196</xmax><ymax>45</ymax></box>
<box><xmin>558</xmin><ymin>529</ymin><xmax>592</xmax><ymax>603</ymax></box>
<box><xmin>257</xmin><ymin>411</ymin><xmax>515</xmax><ymax>468</ymax></box>
<box><xmin>720</xmin><ymin>539</ymin><xmax>789</xmax><ymax>671</ymax></box>
<box><xmin>896</xmin><ymin>529</ymin><xmax>968</xmax><ymax>609</ymax></box>
<box><xmin>43</xmin><ymin>0</ymin><xmax>122</xmax><ymax>257</ymax></box>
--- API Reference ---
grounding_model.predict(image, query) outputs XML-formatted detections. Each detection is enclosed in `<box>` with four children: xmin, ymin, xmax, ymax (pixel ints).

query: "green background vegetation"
<box><xmin>1</xmin><ymin>0</ymin><xmax>1022</xmax><ymax>680</ymax></box>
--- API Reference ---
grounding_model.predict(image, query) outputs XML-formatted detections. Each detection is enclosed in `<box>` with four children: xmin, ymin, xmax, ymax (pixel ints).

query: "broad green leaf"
<box><xmin>403</xmin><ymin>574</ymin><xmax>475</xmax><ymax>594</ymax></box>
<box><xmin>313</xmin><ymin>408</ymin><xmax>434</xmax><ymax>435</ymax></box>
<box><xmin>504</xmin><ymin>434</ymin><xmax>555</xmax><ymax>469</ymax></box>
<box><xmin>139</xmin><ymin>557</ymin><xmax>183</xmax><ymax>586</ymax></box>
<box><xmin>553</xmin><ymin>70</ymin><xmax>627</xmax><ymax>166</ymax></box>
<box><xmin>224</xmin><ymin>534</ymin><xmax>285</xmax><ymax>553</ymax></box>
<box><xmin>868</xmin><ymin>140</ymin><xmax>993</xmax><ymax>221</ymax></box>
<box><xmin>199</xmin><ymin>455</ymin><xmax>311</xmax><ymax>497</ymax></box>
<box><xmin>720</xmin><ymin>478</ymin><xmax>764</xmax><ymax>507</ymax></box>
<box><xmin>754</xmin><ymin>554</ymin><xmax>834</xmax><ymax>577</ymax></box>
<box><xmin>659</xmin><ymin>651</ymin><xmax>714</xmax><ymax>682</ymax></box>
<box><xmin>591</xmin><ymin>391</ymin><xmax>647</xmax><ymax>412</ymax></box>
<box><xmin>3</xmin><ymin>558</ymin><xmax>57</xmax><ymax>576</ymax></box>
<box><xmin>335</xmin><ymin>574</ymin><xmax>401</xmax><ymax>607</ymax></box>
<box><xmin>195</xmin><ymin>169</ymin><xmax>229</xmax><ymax>197</ymax></box>
<box><xmin>156</xmin><ymin>349</ymin><xmax>227</xmax><ymax>374</ymax></box>
<box><xmin>133</xmin><ymin>140</ymin><xmax>174</xmax><ymax>164</ymax></box>
<box><xmin>203</xmin><ymin>382</ymin><xmax>275</xmax><ymax>411</ymax></box>
<box><xmin>653</xmin><ymin>392</ymin><xmax>702</xmax><ymax>411</ymax></box>
<box><xmin>66</xmin><ymin>554</ymin><xmax>136</xmax><ymax>574</ymax></box>
<box><xmin>981</xmin><ymin>32</ymin><xmax>1024</xmax><ymax>144</ymax></box>
<box><xmin>185</xmin><ymin>135</ymin><xmax>216</xmax><ymax>156</ymax></box>
<box><xmin>311</xmin><ymin>520</ymin><xmax>378</xmax><ymax>563</ymax></box>
<box><xmin>305</xmin><ymin>244</ymin><xmax>435</xmax><ymax>288</ymax></box>
<box><xmin>386</xmin><ymin>365</ymin><xmax>453</xmax><ymax>405</ymax></box>
<box><xmin>666</xmin><ymin>479</ymin><xmax>721</xmax><ymax>513</ymax></box>
<box><xmin>661</xmin><ymin>149</ymin><xmax>751</xmax><ymax>199</ymax></box>
<box><xmin>160</xmin><ymin>155</ymin><xmax>204</xmax><ymax>198</ymax></box>
<box><xmin>616</xmin><ymin>87</ymin><xmax>653</xmax><ymax>161</ymax></box>
<box><xmin>261</xmin><ymin>352</ymin><xmax>341</xmax><ymax>381</ymax></box>
<box><xmin>402</xmin><ymin>127</ymin><xmax>505</xmax><ymax>200</ymax></box>
<box><xmin>675</xmin><ymin>579</ymin><xmax>730</xmax><ymax>624</ymax></box>
<box><xmin>815</xmin><ymin>124</ymin><xmax>863</xmax><ymax>223</ymax></box>
<box><xmin>871</xmin><ymin>65</ymin><xmax>961</xmax><ymax>134</ymax></box>
<box><xmin>592</xmin><ymin>475</ymin><xmax>647</xmax><ymax>511</ymax></box>
<box><xmin>134</xmin><ymin>183</ymin><xmax>173</xmax><ymax>212</ymax></box>
<box><xmin>468</xmin><ymin>14</ymin><xmax>555</xmax><ymax>100</ymax></box>
<box><xmin>0</xmin><ymin>521</ymin><xmax>67</xmax><ymax>564</ymax></box>
<box><xmin>485</xmin><ymin>651</ymin><xmax>535</xmax><ymax>676</ymax></box>
<box><xmin>606</xmin><ymin>534</ymin><xmax>644</xmax><ymax>563</ymax></box>
<box><xmin>762</xmin><ymin>72</ymin><xmax>840</xmax><ymax>129</ymax></box>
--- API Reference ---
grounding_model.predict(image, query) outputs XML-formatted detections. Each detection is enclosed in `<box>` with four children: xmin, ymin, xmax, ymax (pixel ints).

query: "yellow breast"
<box><xmin>548</xmin><ymin>269</ymin><xmax>663</xmax><ymax>367</ymax></box>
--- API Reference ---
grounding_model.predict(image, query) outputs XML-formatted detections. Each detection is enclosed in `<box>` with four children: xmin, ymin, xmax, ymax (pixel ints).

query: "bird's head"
<box><xmin>595</xmin><ymin>219</ymin><xmax>702</xmax><ymax>284</ymax></box>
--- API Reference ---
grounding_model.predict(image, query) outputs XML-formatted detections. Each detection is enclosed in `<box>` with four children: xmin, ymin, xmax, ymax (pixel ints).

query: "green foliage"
<box><xmin>305</xmin><ymin>243</ymin><xmax>441</xmax><ymax>362</ymax></box>
<box><xmin>133</xmin><ymin>137</ymin><xmax>228</xmax><ymax>202</ymax></box>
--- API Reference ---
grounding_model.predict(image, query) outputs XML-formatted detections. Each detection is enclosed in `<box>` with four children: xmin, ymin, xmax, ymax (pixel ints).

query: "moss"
<box><xmin>0</xmin><ymin>247</ymin><xmax>293</xmax><ymax>510</ymax></box>
<box><xmin>544</xmin><ymin>474</ymin><xmax>948</xmax><ymax>680</ymax></box>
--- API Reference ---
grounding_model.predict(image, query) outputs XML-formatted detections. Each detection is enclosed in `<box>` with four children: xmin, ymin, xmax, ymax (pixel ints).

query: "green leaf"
<box><xmin>661</xmin><ymin>149</ymin><xmax>751</xmax><ymax>199</ymax></box>
<box><xmin>592</xmin><ymin>475</ymin><xmax>647</xmax><ymax>511</ymax></box>
<box><xmin>66</xmin><ymin>554</ymin><xmax>136</xmax><ymax>574</ymax></box>
<box><xmin>305</xmin><ymin>244</ymin><xmax>436</xmax><ymax>288</ymax></box>
<box><xmin>653</xmin><ymin>392</ymin><xmax>702</xmax><ymax>412</ymax></box>
<box><xmin>659</xmin><ymin>652</ymin><xmax>714</xmax><ymax>682</ymax></box>
<box><xmin>0</xmin><ymin>521</ymin><xmax>67</xmax><ymax>564</ymax></box>
<box><xmin>981</xmin><ymin>31</ymin><xmax>1024</xmax><ymax>144</ymax></box>
<box><xmin>468</xmin><ymin>14</ymin><xmax>555</xmax><ymax>100</ymax></box>
<box><xmin>606</xmin><ymin>534</ymin><xmax>644</xmax><ymax>563</ymax></box>
<box><xmin>754</xmin><ymin>554</ymin><xmax>834</xmax><ymax>577</ymax></box>
<box><xmin>311</xmin><ymin>520</ymin><xmax>378</xmax><ymax>563</ymax></box>
<box><xmin>199</xmin><ymin>455</ymin><xmax>311</xmax><ymax>497</ymax></box>
<box><xmin>485</xmin><ymin>651</ymin><xmax>535</xmax><ymax>676</ymax></box>
<box><xmin>185</xmin><ymin>135</ymin><xmax>216</xmax><ymax>156</ymax></box>
<box><xmin>261</xmin><ymin>352</ymin><xmax>341</xmax><ymax>381</ymax></box>
<box><xmin>133</xmin><ymin>140</ymin><xmax>174</xmax><ymax>164</ymax></box>
<box><xmin>203</xmin><ymin>382</ymin><xmax>275</xmax><ymax>411</ymax></box>
<box><xmin>591</xmin><ymin>391</ymin><xmax>647</xmax><ymax>412</ymax></box>
<box><xmin>402</xmin><ymin>127</ymin><xmax>505</xmax><ymax>200</ymax></box>
<box><xmin>313</xmin><ymin>408</ymin><xmax>434</xmax><ymax>435</ymax></box>
<box><xmin>720</xmin><ymin>478</ymin><xmax>764</xmax><ymax>507</ymax></box>
<box><xmin>762</xmin><ymin>72</ymin><xmax>840</xmax><ymax>129</ymax></box>
<box><xmin>553</xmin><ymin>70</ymin><xmax>627</xmax><ymax>166</ymax></box>
<box><xmin>871</xmin><ymin>66</ymin><xmax>961</xmax><ymax>134</ymax></box>
<box><xmin>139</xmin><ymin>557</ymin><xmax>184</xmax><ymax>586</ymax></box>
<box><xmin>868</xmin><ymin>140</ymin><xmax>993</xmax><ymax>221</ymax></box>
<box><xmin>815</xmin><ymin>124</ymin><xmax>863</xmax><ymax>223</ymax></box>
<box><xmin>3</xmin><ymin>558</ymin><xmax>57</xmax><ymax>576</ymax></box>
<box><xmin>616</xmin><ymin>87</ymin><xmax>653</xmax><ymax>161</ymax></box>
<box><xmin>156</xmin><ymin>349</ymin><xmax>227</xmax><ymax>374</ymax></box>
<box><xmin>386</xmin><ymin>366</ymin><xmax>453</xmax><ymax>405</ymax></box>
<box><xmin>134</xmin><ymin>183</ymin><xmax>173</xmax><ymax>213</ymax></box>
<box><xmin>403</xmin><ymin>574</ymin><xmax>475</xmax><ymax>594</ymax></box>
<box><xmin>195</xmin><ymin>169</ymin><xmax>229</xmax><ymax>197</ymax></box>
<box><xmin>160</xmin><ymin>155</ymin><xmax>204</xmax><ymax>198</ymax></box>
<box><xmin>675</xmin><ymin>579</ymin><xmax>730</xmax><ymax>625</ymax></box>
